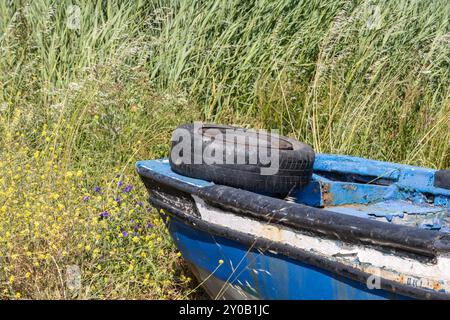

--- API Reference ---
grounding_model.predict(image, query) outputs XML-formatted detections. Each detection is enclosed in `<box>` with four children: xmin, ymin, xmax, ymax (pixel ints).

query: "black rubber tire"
<box><xmin>169</xmin><ymin>123</ymin><xmax>315</xmax><ymax>196</ymax></box>
<box><xmin>434</xmin><ymin>170</ymin><xmax>450</xmax><ymax>190</ymax></box>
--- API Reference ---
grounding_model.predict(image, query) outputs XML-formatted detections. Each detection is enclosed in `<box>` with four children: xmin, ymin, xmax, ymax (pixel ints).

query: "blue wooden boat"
<box><xmin>136</xmin><ymin>154</ymin><xmax>450</xmax><ymax>300</ymax></box>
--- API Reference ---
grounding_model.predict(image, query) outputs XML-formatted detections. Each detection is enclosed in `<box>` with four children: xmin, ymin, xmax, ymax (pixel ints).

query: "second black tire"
<box><xmin>169</xmin><ymin>123</ymin><xmax>315</xmax><ymax>196</ymax></box>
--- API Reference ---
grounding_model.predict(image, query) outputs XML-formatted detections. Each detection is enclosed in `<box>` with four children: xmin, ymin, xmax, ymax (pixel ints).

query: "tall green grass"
<box><xmin>0</xmin><ymin>0</ymin><xmax>448</xmax><ymax>299</ymax></box>
<box><xmin>149</xmin><ymin>0</ymin><xmax>450</xmax><ymax>167</ymax></box>
<box><xmin>2</xmin><ymin>0</ymin><xmax>448</xmax><ymax>168</ymax></box>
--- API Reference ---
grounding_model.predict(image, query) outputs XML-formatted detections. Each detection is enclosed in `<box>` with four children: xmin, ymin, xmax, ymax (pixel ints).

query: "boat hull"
<box><xmin>166</xmin><ymin>213</ymin><xmax>405</xmax><ymax>300</ymax></box>
<box><xmin>136</xmin><ymin>155</ymin><xmax>450</xmax><ymax>300</ymax></box>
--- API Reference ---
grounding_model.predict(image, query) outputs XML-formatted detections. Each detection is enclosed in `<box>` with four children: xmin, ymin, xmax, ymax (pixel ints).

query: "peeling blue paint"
<box><xmin>291</xmin><ymin>154</ymin><xmax>449</xmax><ymax>231</ymax></box>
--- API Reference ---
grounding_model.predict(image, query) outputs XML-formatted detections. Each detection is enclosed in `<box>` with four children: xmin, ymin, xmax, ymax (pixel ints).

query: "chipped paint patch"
<box><xmin>328</xmin><ymin>199</ymin><xmax>449</xmax><ymax>229</ymax></box>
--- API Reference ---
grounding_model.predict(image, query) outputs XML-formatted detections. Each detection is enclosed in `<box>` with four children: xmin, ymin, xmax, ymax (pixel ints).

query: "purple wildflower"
<box><xmin>94</xmin><ymin>186</ymin><xmax>101</xmax><ymax>193</ymax></box>
<box><xmin>122</xmin><ymin>231</ymin><xmax>128</xmax><ymax>237</ymax></box>
<box><xmin>115</xmin><ymin>197</ymin><xmax>122</xmax><ymax>205</ymax></box>
<box><xmin>147</xmin><ymin>223</ymin><xmax>154</xmax><ymax>229</ymax></box>
<box><xmin>118</xmin><ymin>180</ymin><xmax>124</xmax><ymax>187</ymax></box>
<box><xmin>99</xmin><ymin>211</ymin><xmax>109</xmax><ymax>219</ymax></box>
<box><xmin>123</xmin><ymin>185</ymin><xmax>133</xmax><ymax>193</ymax></box>
<box><xmin>83</xmin><ymin>196</ymin><xmax>90</xmax><ymax>202</ymax></box>
<box><xmin>137</xmin><ymin>201</ymin><xmax>143</xmax><ymax>207</ymax></box>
